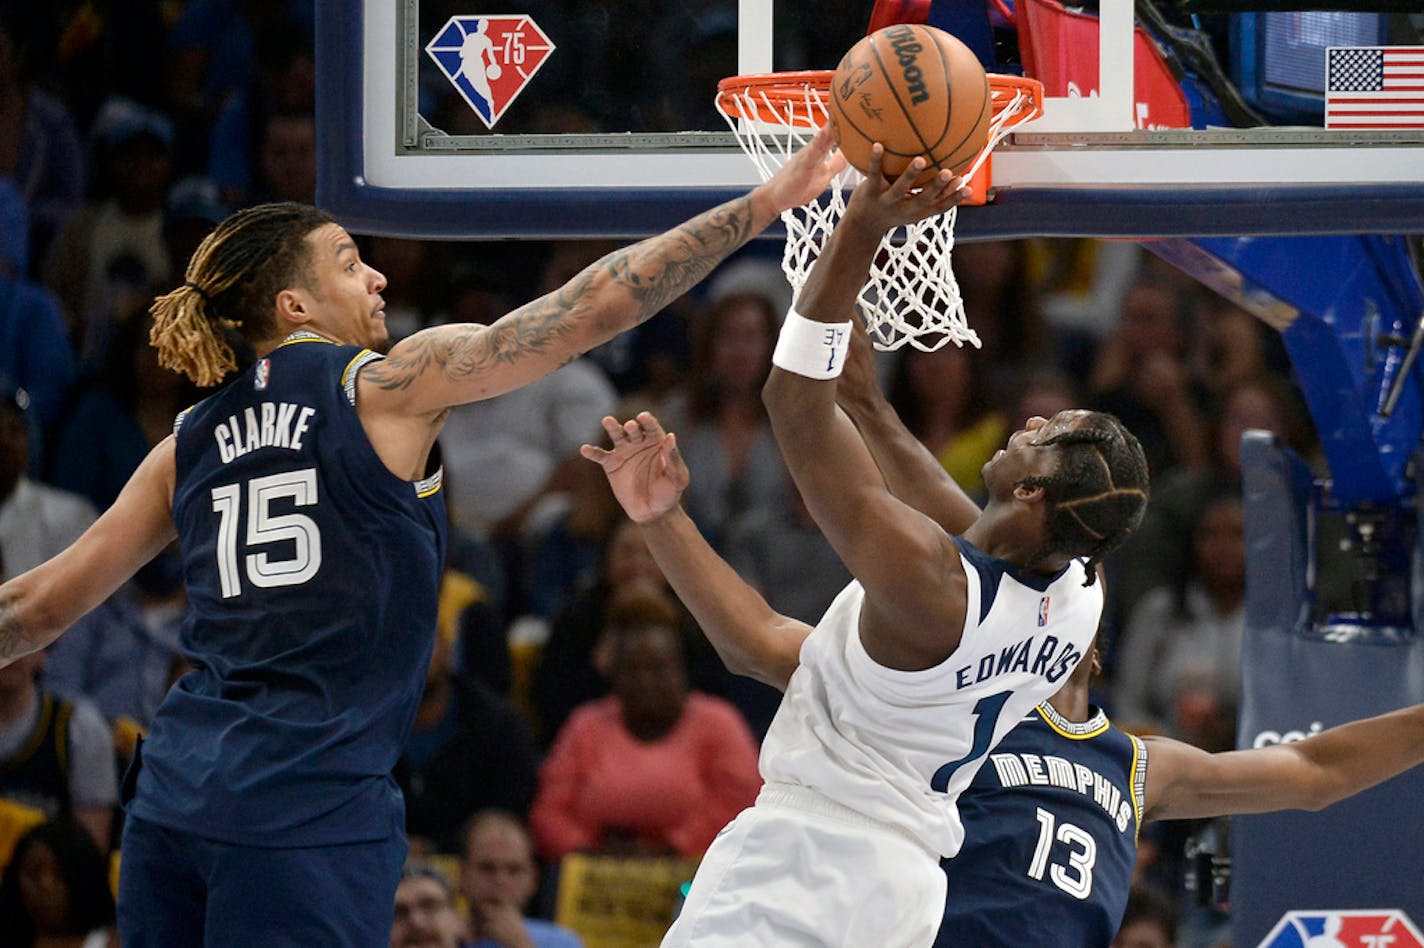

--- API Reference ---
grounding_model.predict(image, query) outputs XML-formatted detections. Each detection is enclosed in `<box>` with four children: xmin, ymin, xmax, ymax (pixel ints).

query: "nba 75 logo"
<box><xmin>426</xmin><ymin>15</ymin><xmax>555</xmax><ymax>129</ymax></box>
<box><xmin>1259</xmin><ymin>909</ymin><xmax>1424</xmax><ymax>948</ymax></box>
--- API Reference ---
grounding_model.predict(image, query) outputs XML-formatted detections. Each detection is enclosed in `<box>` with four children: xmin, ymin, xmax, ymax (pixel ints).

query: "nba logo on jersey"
<box><xmin>254</xmin><ymin>359</ymin><xmax>270</xmax><ymax>391</ymax></box>
<box><xmin>1258</xmin><ymin>909</ymin><xmax>1424</xmax><ymax>948</ymax></box>
<box><xmin>1037</xmin><ymin>596</ymin><xmax>1050</xmax><ymax>627</ymax></box>
<box><xmin>426</xmin><ymin>15</ymin><xmax>556</xmax><ymax>129</ymax></box>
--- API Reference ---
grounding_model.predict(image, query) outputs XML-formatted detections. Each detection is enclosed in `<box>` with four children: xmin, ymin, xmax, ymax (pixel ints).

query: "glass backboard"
<box><xmin>316</xmin><ymin>0</ymin><xmax>1424</xmax><ymax>239</ymax></box>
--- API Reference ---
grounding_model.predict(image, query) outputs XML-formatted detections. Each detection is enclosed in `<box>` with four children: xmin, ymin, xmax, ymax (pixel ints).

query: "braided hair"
<box><xmin>1019</xmin><ymin>412</ymin><xmax>1149</xmax><ymax>585</ymax></box>
<box><xmin>149</xmin><ymin>202</ymin><xmax>335</xmax><ymax>386</ymax></box>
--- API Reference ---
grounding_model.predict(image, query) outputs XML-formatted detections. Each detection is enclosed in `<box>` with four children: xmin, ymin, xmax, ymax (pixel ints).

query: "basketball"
<box><xmin>828</xmin><ymin>24</ymin><xmax>992</xmax><ymax>186</ymax></box>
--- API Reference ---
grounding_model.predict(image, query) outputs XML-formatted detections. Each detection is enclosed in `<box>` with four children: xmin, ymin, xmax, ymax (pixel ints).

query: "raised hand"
<box><xmin>759</xmin><ymin>124</ymin><xmax>847</xmax><ymax>214</ymax></box>
<box><xmin>842</xmin><ymin>144</ymin><xmax>971</xmax><ymax>236</ymax></box>
<box><xmin>580</xmin><ymin>411</ymin><xmax>691</xmax><ymax>524</ymax></box>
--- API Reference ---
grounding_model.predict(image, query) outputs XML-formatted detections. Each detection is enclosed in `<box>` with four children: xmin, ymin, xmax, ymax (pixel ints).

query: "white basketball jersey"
<box><xmin>758</xmin><ymin>537</ymin><xmax>1104</xmax><ymax>858</ymax></box>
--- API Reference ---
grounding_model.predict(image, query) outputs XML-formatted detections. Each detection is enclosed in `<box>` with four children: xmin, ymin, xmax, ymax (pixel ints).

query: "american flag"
<box><xmin>1325</xmin><ymin>47</ymin><xmax>1424</xmax><ymax>129</ymax></box>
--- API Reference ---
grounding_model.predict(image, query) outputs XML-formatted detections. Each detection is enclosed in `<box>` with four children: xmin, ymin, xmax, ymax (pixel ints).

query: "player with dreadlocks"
<box><xmin>659</xmin><ymin>151</ymin><xmax>1149</xmax><ymax>948</ymax></box>
<box><xmin>0</xmin><ymin>122</ymin><xmax>842</xmax><ymax>948</ymax></box>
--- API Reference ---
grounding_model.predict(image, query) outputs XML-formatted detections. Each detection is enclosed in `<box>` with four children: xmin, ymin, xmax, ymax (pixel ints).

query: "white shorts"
<box><xmin>661</xmin><ymin>786</ymin><xmax>946</xmax><ymax>948</ymax></box>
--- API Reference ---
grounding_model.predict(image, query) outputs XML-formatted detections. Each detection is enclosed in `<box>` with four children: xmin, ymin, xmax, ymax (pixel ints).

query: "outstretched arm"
<box><xmin>0</xmin><ymin>439</ymin><xmax>178</xmax><ymax>667</ymax></box>
<box><xmin>837</xmin><ymin>321</ymin><xmax>981</xmax><ymax>536</ymax></box>
<box><xmin>360</xmin><ymin>127</ymin><xmax>843</xmax><ymax>417</ymax></box>
<box><xmin>762</xmin><ymin>151</ymin><xmax>974</xmax><ymax>669</ymax></box>
<box><xmin>581</xmin><ymin>413</ymin><xmax>809</xmax><ymax>690</ymax></box>
<box><xmin>1142</xmin><ymin>702</ymin><xmax>1424</xmax><ymax>821</ymax></box>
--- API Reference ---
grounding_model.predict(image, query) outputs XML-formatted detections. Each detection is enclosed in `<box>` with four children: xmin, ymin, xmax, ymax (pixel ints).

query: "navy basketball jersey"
<box><xmin>935</xmin><ymin>703</ymin><xmax>1147</xmax><ymax>948</ymax></box>
<box><xmin>128</xmin><ymin>332</ymin><xmax>447</xmax><ymax>847</ymax></box>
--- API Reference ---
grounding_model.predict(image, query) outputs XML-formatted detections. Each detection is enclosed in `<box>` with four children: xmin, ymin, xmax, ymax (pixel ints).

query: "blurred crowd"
<box><xmin>0</xmin><ymin>3</ymin><xmax>1331</xmax><ymax>947</ymax></box>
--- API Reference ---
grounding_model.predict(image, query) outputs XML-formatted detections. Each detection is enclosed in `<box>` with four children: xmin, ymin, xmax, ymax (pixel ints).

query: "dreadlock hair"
<box><xmin>1019</xmin><ymin>412</ymin><xmax>1149</xmax><ymax>586</ymax></box>
<box><xmin>149</xmin><ymin>202</ymin><xmax>334</xmax><ymax>386</ymax></box>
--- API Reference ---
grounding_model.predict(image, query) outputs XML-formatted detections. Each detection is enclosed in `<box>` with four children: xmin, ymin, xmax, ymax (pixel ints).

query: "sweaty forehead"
<box><xmin>1036</xmin><ymin>409</ymin><xmax>1093</xmax><ymax>441</ymax></box>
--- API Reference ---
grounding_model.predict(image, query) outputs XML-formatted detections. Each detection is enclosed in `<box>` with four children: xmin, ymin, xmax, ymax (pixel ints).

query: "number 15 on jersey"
<box><xmin>210</xmin><ymin>469</ymin><xmax>323</xmax><ymax>598</ymax></box>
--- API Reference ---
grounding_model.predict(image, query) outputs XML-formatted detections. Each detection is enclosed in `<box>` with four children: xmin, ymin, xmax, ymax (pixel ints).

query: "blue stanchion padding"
<box><xmin>1233</xmin><ymin>433</ymin><xmax>1424</xmax><ymax>947</ymax></box>
<box><xmin>1150</xmin><ymin>235</ymin><xmax>1424</xmax><ymax>506</ymax></box>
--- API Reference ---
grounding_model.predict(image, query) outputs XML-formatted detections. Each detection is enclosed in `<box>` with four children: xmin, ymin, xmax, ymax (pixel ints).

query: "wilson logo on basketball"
<box><xmin>885</xmin><ymin>24</ymin><xmax>930</xmax><ymax>105</ymax></box>
<box><xmin>426</xmin><ymin>15</ymin><xmax>556</xmax><ymax>129</ymax></box>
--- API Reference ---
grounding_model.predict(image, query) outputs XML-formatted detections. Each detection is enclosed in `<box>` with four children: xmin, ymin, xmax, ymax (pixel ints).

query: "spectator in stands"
<box><xmin>531</xmin><ymin>518</ymin><xmax>729</xmax><ymax>746</ymax></box>
<box><xmin>165</xmin><ymin>0</ymin><xmax>314</xmax><ymax>164</ymax></box>
<box><xmin>249</xmin><ymin>108</ymin><xmax>317</xmax><ymax>205</ymax></box>
<box><xmin>437</xmin><ymin>353</ymin><xmax>615</xmax><ymax>548</ymax></box>
<box><xmin>1089</xmin><ymin>274</ymin><xmax>1208</xmax><ymax>476</ymax></box>
<box><xmin>42</xmin><ymin>98</ymin><xmax>175</xmax><ymax>364</ymax></box>
<box><xmin>390</xmin><ymin>860</ymin><xmax>467</xmax><ymax>948</ymax></box>
<box><xmin>208</xmin><ymin>22</ymin><xmax>315</xmax><ymax>209</ymax></box>
<box><xmin>397</xmin><ymin>610</ymin><xmax>538</xmax><ymax>854</ymax></box>
<box><xmin>0</xmin><ymin>388</ymin><xmax>95</xmax><ymax>578</ymax></box>
<box><xmin>460</xmin><ymin>811</ymin><xmax>582</xmax><ymax>948</ymax></box>
<box><xmin>952</xmin><ymin>239</ymin><xmax>1045</xmax><ymax>369</ymax></box>
<box><xmin>49</xmin><ymin>312</ymin><xmax>201</xmax><ymax>510</ymax></box>
<box><xmin>1191</xmin><ymin>298</ymin><xmax>1284</xmax><ymax>400</ymax></box>
<box><xmin>522</xmin><ymin>445</ymin><xmax>624</xmax><ymax>622</ymax></box>
<box><xmin>0</xmin><ymin>633</ymin><xmax>117</xmax><ymax>852</ymax></box>
<box><xmin>886</xmin><ymin>341</ymin><xmax>1007</xmax><ymax>501</ymax></box>
<box><xmin>1113</xmin><ymin>489</ymin><xmax>1245</xmax><ymax>749</ymax></box>
<box><xmin>0</xmin><ymin>181</ymin><xmax>78</xmax><ymax>450</ymax></box>
<box><xmin>1108</xmin><ymin>371</ymin><xmax>1313</xmax><ymax>628</ymax></box>
<box><xmin>0</xmin><ymin>16</ymin><xmax>84</xmax><ymax>277</ymax></box>
<box><xmin>43</xmin><ymin>540</ymin><xmax>187</xmax><ymax>731</ymax></box>
<box><xmin>530</xmin><ymin>585</ymin><xmax>760</xmax><ymax>862</ymax></box>
<box><xmin>1032</xmin><ymin>238</ymin><xmax>1143</xmax><ymax>376</ymax></box>
<box><xmin>161</xmin><ymin>177</ymin><xmax>228</xmax><ymax>288</ymax></box>
<box><xmin>0</xmin><ymin>819</ymin><xmax>118</xmax><ymax>948</ymax></box>
<box><xmin>656</xmin><ymin>291</ymin><xmax>789</xmax><ymax>551</ymax></box>
<box><xmin>1007</xmin><ymin>366</ymin><xmax>1081</xmax><ymax>434</ymax></box>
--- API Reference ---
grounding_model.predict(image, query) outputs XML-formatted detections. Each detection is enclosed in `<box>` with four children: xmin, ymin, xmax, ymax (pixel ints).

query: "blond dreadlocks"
<box><xmin>150</xmin><ymin>203</ymin><xmax>334</xmax><ymax>387</ymax></box>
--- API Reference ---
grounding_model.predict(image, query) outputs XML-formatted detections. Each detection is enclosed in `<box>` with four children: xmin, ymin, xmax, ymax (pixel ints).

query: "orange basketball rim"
<box><xmin>716</xmin><ymin>70</ymin><xmax>1043</xmax><ymax>205</ymax></box>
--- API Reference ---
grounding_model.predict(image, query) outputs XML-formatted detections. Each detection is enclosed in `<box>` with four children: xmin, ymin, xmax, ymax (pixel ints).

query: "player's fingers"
<box><xmin>665</xmin><ymin>433</ymin><xmax>691</xmax><ymax>483</ymax></box>
<box><xmin>924</xmin><ymin>172</ymin><xmax>967</xmax><ymax>211</ymax></box>
<box><xmin>865</xmin><ymin>143</ymin><xmax>887</xmax><ymax>183</ymax></box>
<box><xmin>637</xmin><ymin>411</ymin><xmax>669</xmax><ymax>441</ymax></box>
<box><xmin>600</xmin><ymin>415</ymin><xmax>624</xmax><ymax>442</ymax></box>
<box><xmin>889</xmin><ymin>156</ymin><xmax>928</xmax><ymax>197</ymax></box>
<box><xmin>579</xmin><ymin>443</ymin><xmax>607</xmax><ymax>463</ymax></box>
<box><xmin>622</xmin><ymin>418</ymin><xmax>644</xmax><ymax>441</ymax></box>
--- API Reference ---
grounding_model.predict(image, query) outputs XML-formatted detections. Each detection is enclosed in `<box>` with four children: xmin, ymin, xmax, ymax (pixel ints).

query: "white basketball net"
<box><xmin>717</xmin><ymin>79</ymin><xmax>1035</xmax><ymax>352</ymax></box>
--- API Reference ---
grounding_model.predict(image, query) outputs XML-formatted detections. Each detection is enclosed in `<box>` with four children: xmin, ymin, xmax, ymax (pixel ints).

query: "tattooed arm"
<box><xmin>358</xmin><ymin>126</ymin><xmax>841</xmax><ymax>419</ymax></box>
<box><xmin>0</xmin><ymin>439</ymin><xmax>177</xmax><ymax>668</ymax></box>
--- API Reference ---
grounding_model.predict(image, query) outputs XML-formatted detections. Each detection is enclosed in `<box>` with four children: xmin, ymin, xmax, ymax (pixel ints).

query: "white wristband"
<box><xmin>772</xmin><ymin>309</ymin><xmax>852</xmax><ymax>380</ymax></box>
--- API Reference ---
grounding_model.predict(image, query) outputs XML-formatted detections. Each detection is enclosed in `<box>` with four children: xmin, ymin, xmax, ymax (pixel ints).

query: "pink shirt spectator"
<box><xmin>531</xmin><ymin>693</ymin><xmax>761</xmax><ymax>861</ymax></box>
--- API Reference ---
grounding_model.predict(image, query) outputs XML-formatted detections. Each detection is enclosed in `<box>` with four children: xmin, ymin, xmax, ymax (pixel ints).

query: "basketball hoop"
<box><xmin>716</xmin><ymin>72</ymin><xmax>1043</xmax><ymax>351</ymax></box>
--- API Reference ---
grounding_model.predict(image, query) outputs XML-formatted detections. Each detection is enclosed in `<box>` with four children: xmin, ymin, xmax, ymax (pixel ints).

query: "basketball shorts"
<box><xmin>117</xmin><ymin>815</ymin><xmax>408</xmax><ymax>948</ymax></box>
<box><xmin>661</xmin><ymin>785</ymin><xmax>946</xmax><ymax>948</ymax></box>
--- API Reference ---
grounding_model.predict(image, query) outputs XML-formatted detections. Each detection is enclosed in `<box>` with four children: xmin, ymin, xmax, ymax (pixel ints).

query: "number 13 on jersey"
<box><xmin>211</xmin><ymin>469</ymin><xmax>323</xmax><ymax>598</ymax></box>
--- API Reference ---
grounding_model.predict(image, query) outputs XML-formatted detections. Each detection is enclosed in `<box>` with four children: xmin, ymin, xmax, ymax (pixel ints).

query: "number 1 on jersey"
<box><xmin>211</xmin><ymin>469</ymin><xmax>323</xmax><ymax>598</ymax></box>
<box><xmin>931</xmin><ymin>690</ymin><xmax>1010</xmax><ymax>792</ymax></box>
